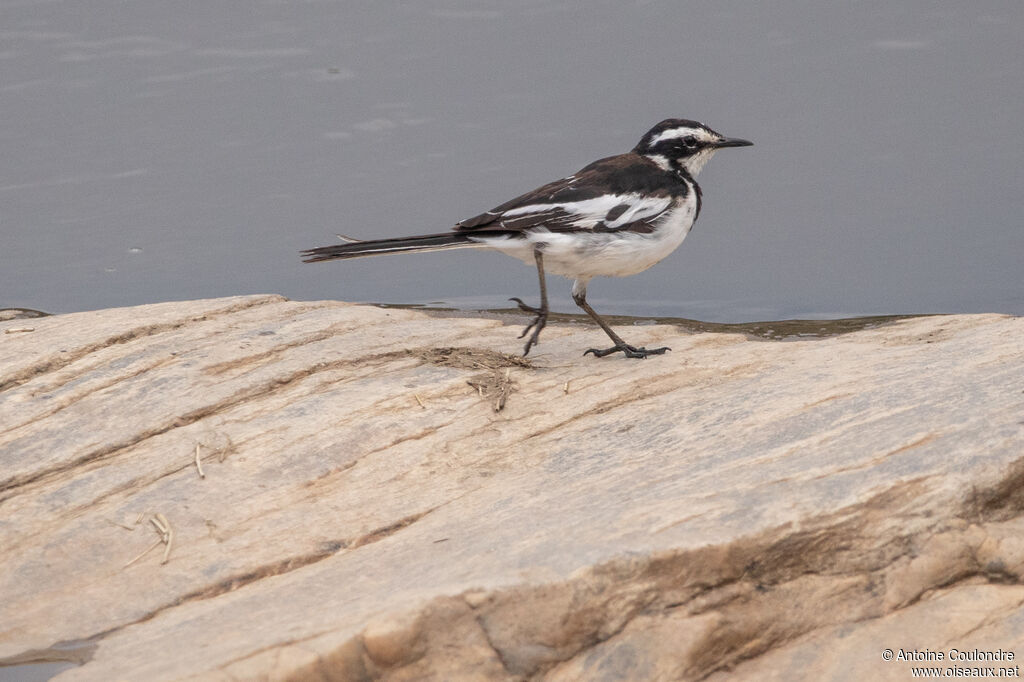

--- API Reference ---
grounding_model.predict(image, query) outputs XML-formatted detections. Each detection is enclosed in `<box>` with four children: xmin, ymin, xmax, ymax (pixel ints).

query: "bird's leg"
<box><xmin>571</xmin><ymin>281</ymin><xmax>670</xmax><ymax>359</ymax></box>
<box><xmin>509</xmin><ymin>248</ymin><xmax>548</xmax><ymax>356</ymax></box>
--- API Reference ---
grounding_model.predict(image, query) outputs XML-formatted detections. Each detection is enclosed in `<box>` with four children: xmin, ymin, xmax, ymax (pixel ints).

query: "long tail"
<box><xmin>301</xmin><ymin>232</ymin><xmax>484</xmax><ymax>263</ymax></box>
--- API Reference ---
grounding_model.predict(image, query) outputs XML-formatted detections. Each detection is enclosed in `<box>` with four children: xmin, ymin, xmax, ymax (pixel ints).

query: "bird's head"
<box><xmin>634</xmin><ymin>119</ymin><xmax>752</xmax><ymax>177</ymax></box>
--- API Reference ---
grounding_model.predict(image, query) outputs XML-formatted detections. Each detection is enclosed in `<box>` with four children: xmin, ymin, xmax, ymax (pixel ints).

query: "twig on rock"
<box><xmin>152</xmin><ymin>513</ymin><xmax>173</xmax><ymax>564</ymax></box>
<box><xmin>194</xmin><ymin>443</ymin><xmax>205</xmax><ymax>479</ymax></box>
<box><xmin>124</xmin><ymin>539</ymin><xmax>162</xmax><ymax>568</ymax></box>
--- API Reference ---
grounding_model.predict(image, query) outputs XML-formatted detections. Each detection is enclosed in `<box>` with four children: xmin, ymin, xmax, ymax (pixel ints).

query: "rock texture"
<box><xmin>1</xmin><ymin>295</ymin><xmax>1022</xmax><ymax>681</ymax></box>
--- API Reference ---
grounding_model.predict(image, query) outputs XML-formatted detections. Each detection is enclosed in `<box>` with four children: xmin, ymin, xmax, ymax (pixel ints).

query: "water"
<box><xmin>0</xmin><ymin>637</ymin><xmax>95</xmax><ymax>682</ymax></box>
<box><xmin>2</xmin><ymin>1</ymin><xmax>1022</xmax><ymax>322</ymax></box>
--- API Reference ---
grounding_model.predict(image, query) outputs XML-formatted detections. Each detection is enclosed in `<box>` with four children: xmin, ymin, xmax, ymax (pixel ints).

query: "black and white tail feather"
<box><xmin>301</xmin><ymin>231</ymin><xmax>496</xmax><ymax>262</ymax></box>
<box><xmin>302</xmin><ymin>118</ymin><xmax>752</xmax><ymax>358</ymax></box>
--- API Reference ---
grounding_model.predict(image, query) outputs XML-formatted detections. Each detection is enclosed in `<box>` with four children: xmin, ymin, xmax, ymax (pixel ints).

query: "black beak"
<box><xmin>714</xmin><ymin>137</ymin><xmax>754</xmax><ymax>148</ymax></box>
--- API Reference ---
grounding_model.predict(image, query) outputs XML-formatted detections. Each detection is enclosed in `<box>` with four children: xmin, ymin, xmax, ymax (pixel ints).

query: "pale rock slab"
<box><xmin>0</xmin><ymin>295</ymin><xmax>1022</xmax><ymax>680</ymax></box>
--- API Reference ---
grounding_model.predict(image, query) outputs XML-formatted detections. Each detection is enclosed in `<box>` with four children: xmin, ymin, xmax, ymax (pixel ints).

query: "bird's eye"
<box><xmin>682</xmin><ymin>136</ymin><xmax>697</xmax><ymax>148</ymax></box>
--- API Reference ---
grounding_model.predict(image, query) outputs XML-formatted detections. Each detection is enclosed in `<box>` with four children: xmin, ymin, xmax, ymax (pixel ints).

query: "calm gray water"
<box><xmin>2</xmin><ymin>1</ymin><xmax>1022</xmax><ymax>322</ymax></box>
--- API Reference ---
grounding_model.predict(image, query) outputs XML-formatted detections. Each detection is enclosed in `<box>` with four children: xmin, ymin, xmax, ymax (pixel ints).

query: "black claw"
<box><xmin>521</xmin><ymin>315</ymin><xmax>547</xmax><ymax>356</ymax></box>
<box><xmin>511</xmin><ymin>298</ymin><xmax>547</xmax><ymax>356</ymax></box>
<box><xmin>509</xmin><ymin>297</ymin><xmax>543</xmax><ymax>315</ymax></box>
<box><xmin>583</xmin><ymin>344</ymin><xmax>671</xmax><ymax>359</ymax></box>
<box><xmin>518</xmin><ymin>316</ymin><xmax>540</xmax><ymax>339</ymax></box>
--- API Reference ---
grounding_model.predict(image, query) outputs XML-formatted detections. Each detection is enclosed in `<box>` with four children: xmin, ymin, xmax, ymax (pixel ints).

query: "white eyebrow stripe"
<box><xmin>650</xmin><ymin>126</ymin><xmax>715</xmax><ymax>145</ymax></box>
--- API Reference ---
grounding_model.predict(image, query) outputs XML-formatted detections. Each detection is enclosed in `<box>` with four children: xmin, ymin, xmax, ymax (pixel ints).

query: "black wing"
<box><xmin>454</xmin><ymin>153</ymin><xmax>688</xmax><ymax>235</ymax></box>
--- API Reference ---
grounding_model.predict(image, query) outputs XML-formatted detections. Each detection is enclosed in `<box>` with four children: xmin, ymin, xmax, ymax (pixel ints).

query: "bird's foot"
<box><xmin>510</xmin><ymin>297</ymin><xmax>547</xmax><ymax>356</ymax></box>
<box><xmin>583</xmin><ymin>344</ymin><xmax>671</xmax><ymax>359</ymax></box>
<box><xmin>510</xmin><ymin>297</ymin><xmax>543</xmax><ymax>316</ymax></box>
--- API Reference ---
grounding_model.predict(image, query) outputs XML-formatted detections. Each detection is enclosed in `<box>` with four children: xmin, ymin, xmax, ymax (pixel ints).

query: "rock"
<box><xmin>0</xmin><ymin>307</ymin><xmax>50</xmax><ymax>322</ymax></box>
<box><xmin>0</xmin><ymin>295</ymin><xmax>1022</xmax><ymax>681</ymax></box>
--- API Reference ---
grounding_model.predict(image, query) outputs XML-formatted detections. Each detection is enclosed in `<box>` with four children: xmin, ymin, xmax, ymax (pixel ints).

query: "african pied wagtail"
<box><xmin>302</xmin><ymin>119</ymin><xmax>752</xmax><ymax>358</ymax></box>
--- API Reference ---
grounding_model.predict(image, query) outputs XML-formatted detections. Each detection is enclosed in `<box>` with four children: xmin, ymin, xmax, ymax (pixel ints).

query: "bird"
<box><xmin>302</xmin><ymin>118</ymin><xmax>752</xmax><ymax>358</ymax></box>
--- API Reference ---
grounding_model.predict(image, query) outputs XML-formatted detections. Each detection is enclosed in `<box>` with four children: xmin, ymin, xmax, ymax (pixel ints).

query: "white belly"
<box><xmin>474</xmin><ymin>193</ymin><xmax>697</xmax><ymax>280</ymax></box>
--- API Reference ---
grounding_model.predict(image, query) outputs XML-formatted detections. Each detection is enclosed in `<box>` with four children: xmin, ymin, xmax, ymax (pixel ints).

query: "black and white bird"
<box><xmin>302</xmin><ymin>119</ymin><xmax>752</xmax><ymax>358</ymax></box>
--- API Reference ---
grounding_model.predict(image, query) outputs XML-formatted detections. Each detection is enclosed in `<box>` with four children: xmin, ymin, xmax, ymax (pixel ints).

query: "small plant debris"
<box><xmin>408</xmin><ymin>347</ymin><xmax>531</xmax><ymax>412</ymax></box>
